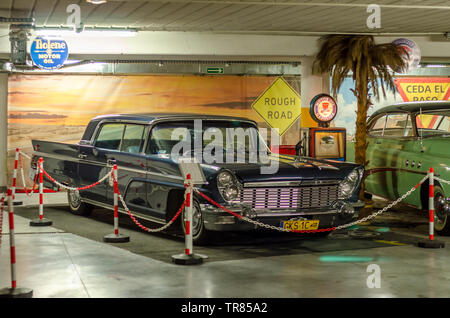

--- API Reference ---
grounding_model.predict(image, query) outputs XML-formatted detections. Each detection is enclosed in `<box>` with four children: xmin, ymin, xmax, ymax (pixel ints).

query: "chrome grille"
<box><xmin>234</xmin><ymin>184</ymin><xmax>339</xmax><ymax>210</ymax></box>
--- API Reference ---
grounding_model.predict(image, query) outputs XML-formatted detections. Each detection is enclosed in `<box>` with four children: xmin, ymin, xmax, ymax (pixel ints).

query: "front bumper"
<box><xmin>201</xmin><ymin>200</ymin><xmax>365</xmax><ymax>232</ymax></box>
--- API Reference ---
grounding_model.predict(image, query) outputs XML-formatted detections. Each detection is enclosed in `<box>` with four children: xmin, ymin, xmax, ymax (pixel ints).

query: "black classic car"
<box><xmin>31</xmin><ymin>113</ymin><xmax>365</xmax><ymax>244</ymax></box>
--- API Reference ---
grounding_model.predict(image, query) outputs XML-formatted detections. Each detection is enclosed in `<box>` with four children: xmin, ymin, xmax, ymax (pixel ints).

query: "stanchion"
<box><xmin>11</xmin><ymin>148</ymin><xmax>22</xmax><ymax>206</ymax></box>
<box><xmin>0</xmin><ymin>189</ymin><xmax>33</xmax><ymax>298</ymax></box>
<box><xmin>172</xmin><ymin>174</ymin><xmax>205</xmax><ymax>265</ymax></box>
<box><xmin>418</xmin><ymin>167</ymin><xmax>445</xmax><ymax>249</ymax></box>
<box><xmin>0</xmin><ymin>194</ymin><xmax>5</xmax><ymax>246</ymax></box>
<box><xmin>30</xmin><ymin>158</ymin><xmax>52</xmax><ymax>227</ymax></box>
<box><xmin>104</xmin><ymin>165</ymin><xmax>130</xmax><ymax>243</ymax></box>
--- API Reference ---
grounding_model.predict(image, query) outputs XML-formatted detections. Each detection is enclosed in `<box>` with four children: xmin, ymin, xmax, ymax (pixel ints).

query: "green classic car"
<box><xmin>365</xmin><ymin>101</ymin><xmax>450</xmax><ymax>235</ymax></box>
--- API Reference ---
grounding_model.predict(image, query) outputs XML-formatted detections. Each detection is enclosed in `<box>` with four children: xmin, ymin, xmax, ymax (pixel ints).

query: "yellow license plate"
<box><xmin>280</xmin><ymin>220</ymin><xmax>320</xmax><ymax>231</ymax></box>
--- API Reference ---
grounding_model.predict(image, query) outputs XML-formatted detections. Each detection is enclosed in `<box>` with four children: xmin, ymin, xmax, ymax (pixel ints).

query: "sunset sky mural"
<box><xmin>8</xmin><ymin>74</ymin><xmax>287</xmax><ymax>126</ymax></box>
<box><xmin>7</xmin><ymin>74</ymin><xmax>303</xmax><ymax>180</ymax></box>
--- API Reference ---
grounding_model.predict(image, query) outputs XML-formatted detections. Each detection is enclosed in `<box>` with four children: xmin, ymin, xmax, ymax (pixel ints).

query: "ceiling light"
<box><xmin>424</xmin><ymin>64</ymin><xmax>448</xmax><ymax>68</ymax></box>
<box><xmin>35</xmin><ymin>28</ymin><xmax>137</xmax><ymax>37</ymax></box>
<box><xmin>86</xmin><ymin>0</ymin><xmax>107</xmax><ymax>4</ymax></box>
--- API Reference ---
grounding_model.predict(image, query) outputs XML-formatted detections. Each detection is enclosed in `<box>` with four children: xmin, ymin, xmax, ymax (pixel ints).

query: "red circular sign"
<box><xmin>310</xmin><ymin>94</ymin><xmax>337</xmax><ymax>123</ymax></box>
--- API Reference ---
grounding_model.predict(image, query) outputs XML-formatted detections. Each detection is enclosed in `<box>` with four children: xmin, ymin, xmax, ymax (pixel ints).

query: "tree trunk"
<box><xmin>353</xmin><ymin>79</ymin><xmax>374</xmax><ymax>220</ymax></box>
<box><xmin>354</xmin><ymin>80</ymin><xmax>369</xmax><ymax>201</ymax></box>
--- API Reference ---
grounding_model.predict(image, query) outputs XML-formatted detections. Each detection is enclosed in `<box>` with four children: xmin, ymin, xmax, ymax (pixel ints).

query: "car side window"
<box><xmin>121</xmin><ymin>124</ymin><xmax>146</xmax><ymax>154</ymax></box>
<box><xmin>368</xmin><ymin>115</ymin><xmax>387</xmax><ymax>137</ymax></box>
<box><xmin>94</xmin><ymin>123</ymin><xmax>125</xmax><ymax>150</ymax></box>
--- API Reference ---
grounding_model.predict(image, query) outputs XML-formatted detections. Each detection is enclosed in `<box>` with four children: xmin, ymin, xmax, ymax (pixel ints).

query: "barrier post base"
<box><xmin>417</xmin><ymin>240</ymin><xmax>445</xmax><ymax>249</ymax></box>
<box><xmin>103</xmin><ymin>233</ymin><xmax>130</xmax><ymax>243</ymax></box>
<box><xmin>29</xmin><ymin>218</ymin><xmax>53</xmax><ymax>227</ymax></box>
<box><xmin>0</xmin><ymin>287</ymin><xmax>33</xmax><ymax>298</ymax></box>
<box><xmin>172</xmin><ymin>253</ymin><xmax>207</xmax><ymax>265</ymax></box>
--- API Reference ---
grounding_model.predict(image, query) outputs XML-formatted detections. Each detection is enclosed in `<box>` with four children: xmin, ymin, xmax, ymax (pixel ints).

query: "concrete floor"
<box><xmin>1</xmin><ymin>193</ymin><xmax>450</xmax><ymax>298</ymax></box>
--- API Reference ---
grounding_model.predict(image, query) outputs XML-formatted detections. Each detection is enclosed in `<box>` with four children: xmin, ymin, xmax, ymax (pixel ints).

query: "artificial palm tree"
<box><xmin>313</xmin><ymin>35</ymin><xmax>408</xmax><ymax>199</ymax></box>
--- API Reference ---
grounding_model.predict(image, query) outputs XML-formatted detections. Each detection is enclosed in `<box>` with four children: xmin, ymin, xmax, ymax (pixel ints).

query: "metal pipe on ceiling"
<box><xmin>0</xmin><ymin>17</ymin><xmax>34</xmax><ymax>25</ymax></box>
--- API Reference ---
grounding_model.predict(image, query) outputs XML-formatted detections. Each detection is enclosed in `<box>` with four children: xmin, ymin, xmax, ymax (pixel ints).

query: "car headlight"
<box><xmin>217</xmin><ymin>170</ymin><xmax>233</xmax><ymax>187</ymax></box>
<box><xmin>222</xmin><ymin>185</ymin><xmax>239</xmax><ymax>201</ymax></box>
<box><xmin>339</xmin><ymin>168</ymin><xmax>363</xmax><ymax>199</ymax></box>
<box><xmin>217</xmin><ymin>170</ymin><xmax>240</xmax><ymax>202</ymax></box>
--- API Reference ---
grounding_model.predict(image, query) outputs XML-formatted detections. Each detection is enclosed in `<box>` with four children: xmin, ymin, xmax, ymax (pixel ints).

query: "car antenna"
<box><xmin>419</xmin><ymin>107</ymin><xmax>424</xmax><ymax>153</ymax></box>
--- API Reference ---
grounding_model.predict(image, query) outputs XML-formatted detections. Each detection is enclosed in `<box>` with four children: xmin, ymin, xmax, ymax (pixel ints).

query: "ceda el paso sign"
<box><xmin>30</xmin><ymin>37</ymin><xmax>69</xmax><ymax>70</ymax></box>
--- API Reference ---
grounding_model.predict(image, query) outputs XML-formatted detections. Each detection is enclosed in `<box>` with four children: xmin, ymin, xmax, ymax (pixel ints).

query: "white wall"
<box><xmin>0</xmin><ymin>30</ymin><xmax>449</xmax><ymax>60</ymax></box>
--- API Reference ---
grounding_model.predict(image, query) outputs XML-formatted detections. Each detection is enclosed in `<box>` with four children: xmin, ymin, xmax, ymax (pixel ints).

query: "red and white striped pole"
<box><xmin>113</xmin><ymin>165</ymin><xmax>119</xmax><ymax>236</ymax></box>
<box><xmin>8</xmin><ymin>189</ymin><xmax>17</xmax><ymax>289</ymax></box>
<box><xmin>429</xmin><ymin>167</ymin><xmax>435</xmax><ymax>241</ymax></box>
<box><xmin>103</xmin><ymin>165</ymin><xmax>129</xmax><ymax>243</ymax></box>
<box><xmin>38</xmin><ymin>157</ymin><xmax>44</xmax><ymax>220</ymax></box>
<box><xmin>418</xmin><ymin>167</ymin><xmax>445</xmax><ymax>248</ymax></box>
<box><xmin>30</xmin><ymin>158</ymin><xmax>52</xmax><ymax>226</ymax></box>
<box><xmin>0</xmin><ymin>189</ymin><xmax>33</xmax><ymax>297</ymax></box>
<box><xmin>0</xmin><ymin>194</ymin><xmax>4</xmax><ymax>246</ymax></box>
<box><xmin>11</xmin><ymin>148</ymin><xmax>19</xmax><ymax>200</ymax></box>
<box><xmin>185</xmin><ymin>173</ymin><xmax>193</xmax><ymax>256</ymax></box>
<box><xmin>172</xmin><ymin>173</ymin><xmax>204</xmax><ymax>265</ymax></box>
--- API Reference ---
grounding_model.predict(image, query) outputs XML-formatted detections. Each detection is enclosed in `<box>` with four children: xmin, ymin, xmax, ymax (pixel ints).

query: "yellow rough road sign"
<box><xmin>251</xmin><ymin>77</ymin><xmax>302</xmax><ymax>135</ymax></box>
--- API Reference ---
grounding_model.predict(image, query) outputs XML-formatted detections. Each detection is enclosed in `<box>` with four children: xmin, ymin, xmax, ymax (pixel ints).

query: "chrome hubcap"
<box><xmin>435</xmin><ymin>193</ymin><xmax>447</xmax><ymax>228</ymax></box>
<box><xmin>192</xmin><ymin>204</ymin><xmax>202</xmax><ymax>236</ymax></box>
<box><xmin>69</xmin><ymin>190</ymin><xmax>81</xmax><ymax>209</ymax></box>
<box><xmin>185</xmin><ymin>203</ymin><xmax>202</xmax><ymax>237</ymax></box>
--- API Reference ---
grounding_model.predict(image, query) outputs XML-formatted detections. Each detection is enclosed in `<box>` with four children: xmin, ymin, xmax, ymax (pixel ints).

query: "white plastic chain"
<box><xmin>19</xmin><ymin>151</ymin><xmax>31</xmax><ymax>160</ymax></box>
<box><xmin>19</xmin><ymin>154</ymin><xmax>35</xmax><ymax>196</ymax></box>
<box><xmin>195</xmin><ymin>174</ymin><xmax>429</xmax><ymax>233</ymax></box>
<box><xmin>20</xmin><ymin>151</ymin><xmax>113</xmax><ymax>192</ymax></box>
<box><xmin>26</xmin><ymin>154</ymin><xmax>180</xmax><ymax>233</ymax></box>
<box><xmin>335</xmin><ymin>174</ymin><xmax>428</xmax><ymax>230</ymax></box>
<box><xmin>22</xmin><ymin>148</ymin><xmax>436</xmax><ymax>234</ymax></box>
<box><xmin>435</xmin><ymin>177</ymin><xmax>450</xmax><ymax>186</ymax></box>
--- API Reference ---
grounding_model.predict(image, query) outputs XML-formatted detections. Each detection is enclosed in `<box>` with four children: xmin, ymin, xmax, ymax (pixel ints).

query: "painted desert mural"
<box><xmin>7</xmin><ymin>74</ymin><xmax>307</xmax><ymax>184</ymax></box>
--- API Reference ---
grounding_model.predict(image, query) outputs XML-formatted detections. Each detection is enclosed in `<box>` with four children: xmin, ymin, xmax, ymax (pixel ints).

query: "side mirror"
<box><xmin>79</xmin><ymin>140</ymin><xmax>91</xmax><ymax>146</ymax></box>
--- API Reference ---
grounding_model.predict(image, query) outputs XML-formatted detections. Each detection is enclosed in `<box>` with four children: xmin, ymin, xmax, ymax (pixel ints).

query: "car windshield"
<box><xmin>147</xmin><ymin>120</ymin><xmax>270</xmax><ymax>157</ymax></box>
<box><xmin>416</xmin><ymin>111</ymin><xmax>450</xmax><ymax>137</ymax></box>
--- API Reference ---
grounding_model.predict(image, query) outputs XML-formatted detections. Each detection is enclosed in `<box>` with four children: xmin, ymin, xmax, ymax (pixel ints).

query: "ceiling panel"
<box><xmin>0</xmin><ymin>0</ymin><xmax>448</xmax><ymax>35</ymax></box>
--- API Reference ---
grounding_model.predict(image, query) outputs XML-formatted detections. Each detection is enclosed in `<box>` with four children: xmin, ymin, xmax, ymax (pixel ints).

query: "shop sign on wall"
<box><xmin>251</xmin><ymin>77</ymin><xmax>302</xmax><ymax>135</ymax></box>
<box><xmin>30</xmin><ymin>36</ymin><xmax>69</xmax><ymax>70</ymax></box>
<box><xmin>394</xmin><ymin>77</ymin><xmax>450</xmax><ymax>102</ymax></box>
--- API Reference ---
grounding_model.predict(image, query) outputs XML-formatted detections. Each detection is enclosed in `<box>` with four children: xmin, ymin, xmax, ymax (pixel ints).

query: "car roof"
<box><xmin>369</xmin><ymin>101</ymin><xmax>450</xmax><ymax>120</ymax></box>
<box><xmin>91</xmin><ymin>113</ymin><xmax>257</xmax><ymax>124</ymax></box>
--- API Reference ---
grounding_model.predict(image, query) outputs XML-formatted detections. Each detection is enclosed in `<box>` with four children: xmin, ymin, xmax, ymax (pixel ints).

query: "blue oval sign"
<box><xmin>30</xmin><ymin>37</ymin><xmax>69</xmax><ymax>70</ymax></box>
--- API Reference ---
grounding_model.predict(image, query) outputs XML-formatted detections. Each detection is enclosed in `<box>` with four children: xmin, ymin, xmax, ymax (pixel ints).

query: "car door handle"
<box><xmin>78</xmin><ymin>153</ymin><xmax>87</xmax><ymax>159</ymax></box>
<box><xmin>107</xmin><ymin>158</ymin><xmax>116</xmax><ymax>165</ymax></box>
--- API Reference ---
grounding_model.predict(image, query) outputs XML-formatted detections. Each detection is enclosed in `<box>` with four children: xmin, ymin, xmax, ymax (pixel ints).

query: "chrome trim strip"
<box><xmin>149</xmin><ymin>117</ymin><xmax>257</xmax><ymax>127</ymax></box>
<box><xmin>243</xmin><ymin>179</ymin><xmax>340</xmax><ymax>187</ymax></box>
<box><xmin>255</xmin><ymin>210</ymin><xmax>338</xmax><ymax>217</ymax></box>
<box><xmin>119</xmin><ymin>165</ymin><xmax>184</xmax><ymax>181</ymax></box>
<box><xmin>148</xmin><ymin>171</ymin><xmax>184</xmax><ymax>181</ymax></box>
<box><xmin>81</xmin><ymin>198</ymin><xmax>166</xmax><ymax>225</ymax></box>
<box><xmin>34</xmin><ymin>151</ymin><xmax>85</xmax><ymax>164</ymax></box>
<box><xmin>36</xmin><ymin>151</ymin><xmax>184</xmax><ymax>181</ymax></box>
<box><xmin>202</xmin><ymin>204</ymin><xmax>339</xmax><ymax>216</ymax></box>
